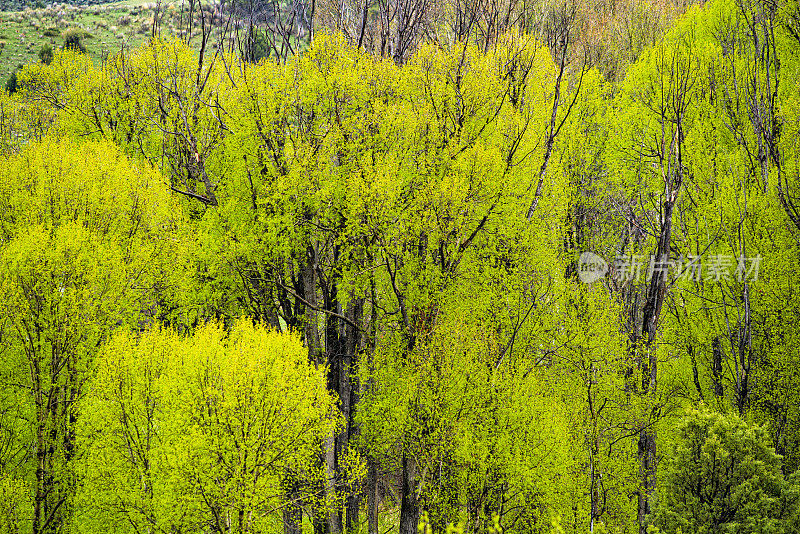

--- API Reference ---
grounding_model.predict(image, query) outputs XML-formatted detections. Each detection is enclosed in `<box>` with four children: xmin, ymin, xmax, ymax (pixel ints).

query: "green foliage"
<box><xmin>0</xmin><ymin>3</ymin><xmax>798</xmax><ymax>533</ymax></box>
<box><xmin>0</xmin><ymin>137</ymin><xmax>181</xmax><ymax>532</ymax></box>
<box><xmin>651</xmin><ymin>408</ymin><xmax>799</xmax><ymax>534</ymax></box>
<box><xmin>61</xmin><ymin>28</ymin><xmax>87</xmax><ymax>53</ymax></box>
<box><xmin>77</xmin><ymin>320</ymin><xmax>339</xmax><ymax>533</ymax></box>
<box><xmin>0</xmin><ymin>473</ymin><xmax>28</xmax><ymax>534</ymax></box>
<box><xmin>38</xmin><ymin>43</ymin><xmax>53</xmax><ymax>65</ymax></box>
<box><xmin>4</xmin><ymin>67</ymin><xmax>17</xmax><ymax>93</ymax></box>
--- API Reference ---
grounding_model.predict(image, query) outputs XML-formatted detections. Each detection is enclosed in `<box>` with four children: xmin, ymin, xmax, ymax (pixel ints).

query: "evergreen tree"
<box><xmin>38</xmin><ymin>44</ymin><xmax>53</xmax><ymax>65</ymax></box>
<box><xmin>651</xmin><ymin>407</ymin><xmax>800</xmax><ymax>534</ymax></box>
<box><xmin>4</xmin><ymin>68</ymin><xmax>17</xmax><ymax>93</ymax></box>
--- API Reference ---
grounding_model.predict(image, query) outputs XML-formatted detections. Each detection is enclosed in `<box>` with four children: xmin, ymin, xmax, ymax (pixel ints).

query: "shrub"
<box><xmin>38</xmin><ymin>43</ymin><xmax>53</xmax><ymax>65</ymax></box>
<box><xmin>61</xmin><ymin>28</ymin><xmax>91</xmax><ymax>53</ymax></box>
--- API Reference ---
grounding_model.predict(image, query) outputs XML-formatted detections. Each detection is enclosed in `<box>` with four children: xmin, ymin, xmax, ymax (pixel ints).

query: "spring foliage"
<box><xmin>78</xmin><ymin>320</ymin><xmax>338</xmax><ymax>533</ymax></box>
<box><xmin>0</xmin><ymin>0</ymin><xmax>800</xmax><ymax>531</ymax></box>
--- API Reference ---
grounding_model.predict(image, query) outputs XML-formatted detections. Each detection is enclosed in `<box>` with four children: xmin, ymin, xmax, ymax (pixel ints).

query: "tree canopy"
<box><xmin>0</xmin><ymin>0</ymin><xmax>799</xmax><ymax>532</ymax></box>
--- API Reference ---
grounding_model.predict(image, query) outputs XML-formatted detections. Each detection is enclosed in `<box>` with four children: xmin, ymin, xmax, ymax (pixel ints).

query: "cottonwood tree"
<box><xmin>79</xmin><ymin>320</ymin><xmax>339</xmax><ymax>533</ymax></box>
<box><xmin>0</xmin><ymin>139</ymin><xmax>178</xmax><ymax>534</ymax></box>
<box><xmin>611</xmin><ymin>21</ymin><xmax>700</xmax><ymax>532</ymax></box>
<box><xmin>526</xmin><ymin>0</ymin><xmax>590</xmax><ymax>218</ymax></box>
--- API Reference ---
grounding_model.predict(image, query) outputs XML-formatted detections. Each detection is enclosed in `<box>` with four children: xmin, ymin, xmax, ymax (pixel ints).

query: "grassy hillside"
<box><xmin>0</xmin><ymin>1</ymin><xmax>206</xmax><ymax>86</ymax></box>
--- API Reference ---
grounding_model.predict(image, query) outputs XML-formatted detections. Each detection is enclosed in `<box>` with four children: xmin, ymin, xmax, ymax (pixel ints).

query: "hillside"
<box><xmin>0</xmin><ymin>1</ymin><xmax>196</xmax><ymax>84</ymax></box>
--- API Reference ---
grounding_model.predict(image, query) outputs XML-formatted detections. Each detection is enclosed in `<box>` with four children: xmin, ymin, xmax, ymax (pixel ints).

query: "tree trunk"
<box><xmin>325</xmin><ymin>430</ymin><xmax>341</xmax><ymax>533</ymax></box>
<box><xmin>282</xmin><ymin>500</ymin><xmax>303</xmax><ymax>534</ymax></box>
<box><xmin>303</xmin><ymin>244</ymin><xmax>322</xmax><ymax>364</ymax></box>
<box><xmin>343</xmin><ymin>299</ymin><xmax>363</xmax><ymax>533</ymax></box>
<box><xmin>637</xmin><ymin>428</ymin><xmax>656</xmax><ymax>534</ymax></box>
<box><xmin>324</xmin><ymin>276</ymin><xmax>343</xmax><ymax>534</ymax></box>
<box><xmin>367</xmin><ymin>458</ymin><xmax>378</xmax><ymax>534</ymax></box>
<box><xmin>399</xmin><ymin>454</ymin><xmax>419</xmax><ymax>534</ymax></box>
<box><xmin>712</xmin><ymin>337</ymin><xmax>724</xmax><ymax>398</ymax></box>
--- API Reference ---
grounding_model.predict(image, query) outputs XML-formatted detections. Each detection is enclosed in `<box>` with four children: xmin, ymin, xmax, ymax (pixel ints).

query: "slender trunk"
<box><xmin>399</xmin><ymin>454</ymin><xmax>419</xmax><ymax>534</ymax></box>
<box><xmin>367</xmin><ymin>458</ymin><xmax>378</xmax><ymax>534</ymax></box>
<box><xmin>33</xmin><ymin>401</ymin><xmax>45</xmax><ymax>534</ymax></box>
<box><xmin>324</xmin><ymin>259</ymin><xmax>343</xmax><ymax>534</ymax></box>
<box><xmin>712</xmin><ymin>337</ymin><xmax>724</xmax><ymax>398</ymax></box>
<box><xmin>357</xmin><ymin>0</ymin><xmax>369</xmax><ymax>48</ymax></box>
<box><xmin>637</xmin><ymin>428</ymin><xmax>656</xmax><ymax>534</ymax></box>
<box><xmin>325</xmin><ymin>430</ymin><xmax>341</xmax><ymax>534</ymax></box>
<box><xmin>688</xmin><ymin>345</ymin><xmax>705</xmax><ymax>402</ymax></box>
<box><xmin>303</xmin><ymin>244</ymin><xmax>322</xmax><ymax>365</ymax></box>
<box><xmin>636</xmin><ymin>201</ymin><xmax>674</xmax><ymax>534</ymax></box>
<box><xmin>526</xmin><ymin>54</ymin><xmax>564</xmax><ymax>219</ymax></box>
<box><xmin>527</xmin><ymin>4</ymin><xmax>582</xmax><ymax>219</ymax></box>
<box><xmin>343</xmin><ymin>299</ymin><xmax>363</xmax><ymax>533</ymax></box>
<box><xmin>282</xmin><ymin>477</ymin><xmax>303</xmax><ymax>534</ymax></box>
<box><xmin>366</xmin><ymin>285</ymin><xmax>379</xmax><ymax>534</ymax></box>
<box><xmin>736</xmin><ymin>283</ymin><xmax>752</xmax><ymax>415</ymax></box>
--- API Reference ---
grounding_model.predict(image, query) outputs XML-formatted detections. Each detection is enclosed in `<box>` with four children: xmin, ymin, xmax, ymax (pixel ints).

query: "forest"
<box><xmin>0</xmin><ymin>0</ymin><xmax>799</xmax><ymax>532</ymax></box>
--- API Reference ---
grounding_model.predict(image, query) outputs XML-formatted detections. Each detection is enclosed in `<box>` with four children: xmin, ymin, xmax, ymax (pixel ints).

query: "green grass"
<box><xmin>0</xmin><ymin>1</ymin><xmax>217</xmax><ymax>86</ymax></box>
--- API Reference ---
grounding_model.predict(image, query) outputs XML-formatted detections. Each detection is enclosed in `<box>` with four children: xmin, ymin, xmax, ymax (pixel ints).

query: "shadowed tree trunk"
<box><xmin>399</xmin><ymin>454</ymin><xmax>420</xmax><ymax>534</ymax></box>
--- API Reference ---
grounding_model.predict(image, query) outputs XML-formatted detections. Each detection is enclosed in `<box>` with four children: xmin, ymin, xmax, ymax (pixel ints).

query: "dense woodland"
<box><xmin>1</xmin><ymin>0</ymin><xmax>800</xmax><ymax>532</ymax></box>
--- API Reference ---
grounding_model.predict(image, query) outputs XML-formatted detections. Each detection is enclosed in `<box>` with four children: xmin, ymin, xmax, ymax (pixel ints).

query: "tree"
<box><xmin>650</xmin><ymin>407</ymin><xmax>799</xmax><ymax>534</ymax></box>
<box><xmin>77</xmin><ymin>320</ymin><xmax>341</xmax><ymax>533</ymax></box>
<box><xmin>609</xmin><ymin>14</ymin><xmax>706</xmax><ymax>531</ymax></box>
<box><xmin>4</xmin><ymin>68</ymin><xmax>18</xmax><ymax>94</ymax></box>
<box><xmin>0</xmin><ymin>138</ymin><xmax>179</xmax><ymax>534</ymax></box>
